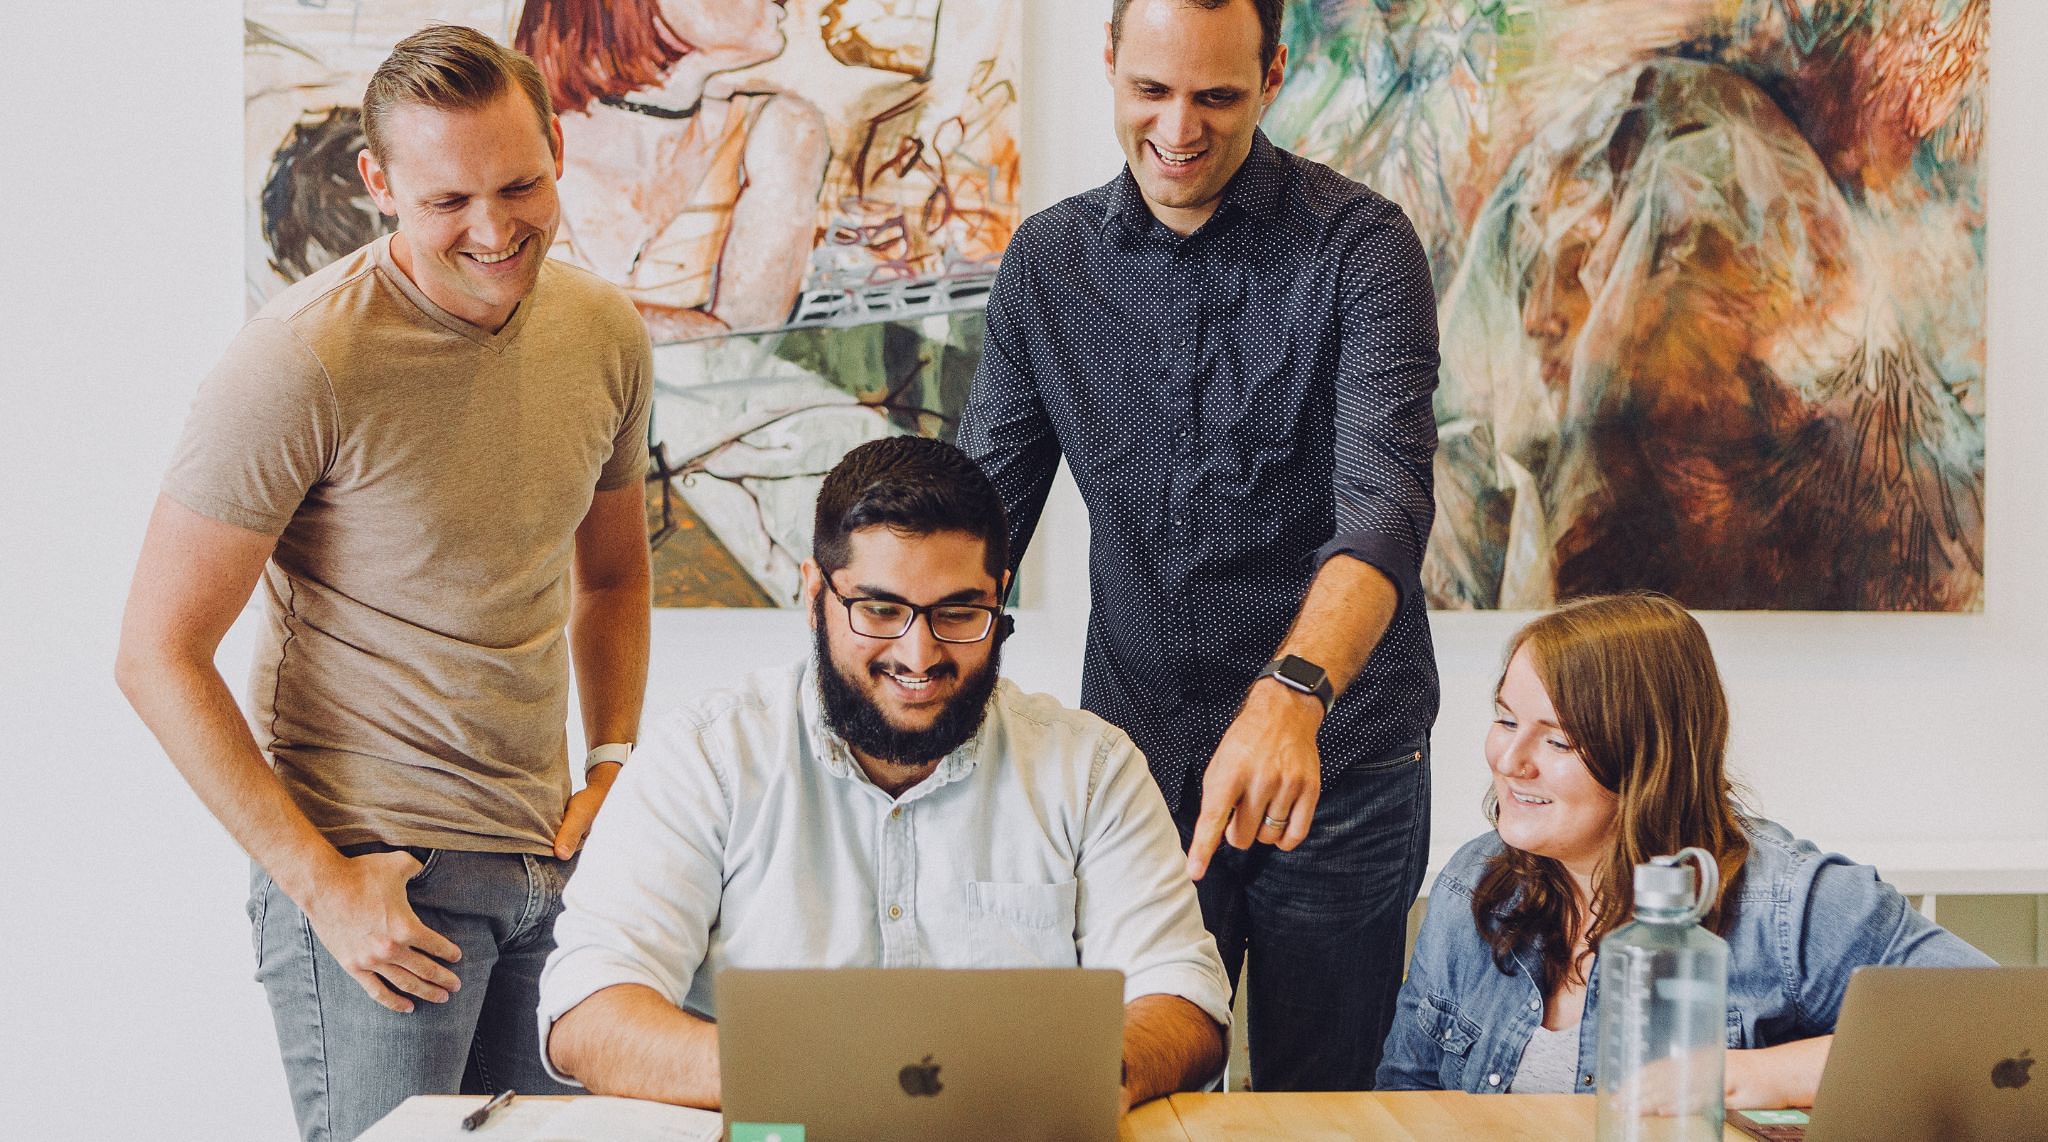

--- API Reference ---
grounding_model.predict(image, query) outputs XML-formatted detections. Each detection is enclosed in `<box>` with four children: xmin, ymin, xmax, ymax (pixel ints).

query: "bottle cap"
<box><xmin>1633</xmin><ymin>847</ymin><xmax>1719</xmax><ymax>922</ymax></box>
<box><xmin>1633</xmin><ymin>860</ymin><xmax>1696</xmax><ymax>912</ymax></box>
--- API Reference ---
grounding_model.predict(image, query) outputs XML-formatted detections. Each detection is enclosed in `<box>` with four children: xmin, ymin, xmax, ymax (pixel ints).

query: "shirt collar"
<box><xmin>800</xmin><ymin>656</ymin><xmax>985</xmax><ymax>802</ymax></box>
<box><xmin>1105</xmin><ymin>127</ymin><xmax>1287</xmax><ymax>236</ymax></box>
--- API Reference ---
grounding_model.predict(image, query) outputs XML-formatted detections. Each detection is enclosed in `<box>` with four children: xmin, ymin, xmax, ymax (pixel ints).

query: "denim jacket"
<box><xmin>1376</xmin><ymin>817</ymin><xmax>1993</xmax><ymax>1093</ymax></box>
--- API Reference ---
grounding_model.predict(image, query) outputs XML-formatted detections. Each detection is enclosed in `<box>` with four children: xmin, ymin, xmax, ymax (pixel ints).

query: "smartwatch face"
<box><xmin>1275</xmin><ymin>655</ymin><xmax>1326</xmax><ymax>690</ymax></box>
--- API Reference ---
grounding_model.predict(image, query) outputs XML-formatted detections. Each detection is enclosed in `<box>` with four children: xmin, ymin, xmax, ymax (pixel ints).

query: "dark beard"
<box><xmin>812</xmin><ymin>595</ymin><xmax>1001</xmax><ymax>768</ymax></box>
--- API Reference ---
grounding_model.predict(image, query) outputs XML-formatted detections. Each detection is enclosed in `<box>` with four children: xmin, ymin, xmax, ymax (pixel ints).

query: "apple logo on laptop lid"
<box><xmin>1992</xmin><ymin>1048</ymin><xmax>2033</xmax><ymax>1090</ymax></box>
<box><xmin>899</xmin><ymin>1055</ymin><xmax>944</xmax><ymax>1097</ymax></box>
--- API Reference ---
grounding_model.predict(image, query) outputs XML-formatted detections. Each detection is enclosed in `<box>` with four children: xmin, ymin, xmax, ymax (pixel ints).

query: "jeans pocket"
<box><xmin>1351</xmin><ymin>742</ymin><xmax>1427</xmax><ymax>775</ymax></box>
<box><xmin>406</xmin><ymin>848</ymin><xmax>443</xmax><ymax>885</ymax></box>
<box><xmin>246</xmin><ymin>869</ymin><xmax>272</xmax><ymax>973</ymax></box>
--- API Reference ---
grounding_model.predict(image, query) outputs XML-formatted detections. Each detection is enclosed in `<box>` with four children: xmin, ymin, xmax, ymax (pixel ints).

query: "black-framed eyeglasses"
<box><xmin>824</xmin><ymin>580</ymin><xmax>1003</xmax><ymax>643</ymax></box>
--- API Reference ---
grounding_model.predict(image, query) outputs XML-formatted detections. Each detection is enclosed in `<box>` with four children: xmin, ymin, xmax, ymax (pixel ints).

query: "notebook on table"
<box><xmin>356</xmin><ymin>1094</ymin><xmax>721</xmax><ymax>1141</ymax></box>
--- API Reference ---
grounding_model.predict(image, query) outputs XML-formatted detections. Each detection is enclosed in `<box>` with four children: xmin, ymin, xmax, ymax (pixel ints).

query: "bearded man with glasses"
<box><xmin>538</xmin><ymin>436</ymin><xmax>1231</xmax><ymax>1116</ymax></box>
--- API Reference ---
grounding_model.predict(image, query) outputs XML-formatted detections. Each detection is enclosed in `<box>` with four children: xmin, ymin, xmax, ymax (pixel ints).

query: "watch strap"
<box><xmin>584</xmin><ymin>741</ymin><xmax>632</xmax><ymax>775</ymax></box>
<box><xmin>1260</xmin><ymin>655</ymin><xmax>1334</xmax><ymax>712</ymax></box>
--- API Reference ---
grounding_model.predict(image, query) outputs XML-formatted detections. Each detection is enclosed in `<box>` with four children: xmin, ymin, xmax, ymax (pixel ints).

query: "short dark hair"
<box><xmin>1110</xmin><ymin>0</ymin><xmax>1284</xmax><ymax>72</ymax></box>
<box><xmin>813</xmin><ymin>437</ymin><xmax>1009</xmax><ymax>581</ymax></box>
<box><xmin>362</xmin><ymin>25</ymin><xmax>555</xmax><ymax>164</ymax></box>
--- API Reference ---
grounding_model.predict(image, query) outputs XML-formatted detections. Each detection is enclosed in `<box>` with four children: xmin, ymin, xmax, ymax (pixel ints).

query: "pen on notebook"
<box><xmin>461</xmin><ymin>1089</ymin><xmax>516</xmax><ymax>1131</ymax></box>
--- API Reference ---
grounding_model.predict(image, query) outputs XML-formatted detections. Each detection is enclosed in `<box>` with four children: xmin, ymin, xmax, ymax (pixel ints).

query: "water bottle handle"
<box><xmin>1673</xmin><ymin>846</ymin><xmax>1720</xmax><ymax>924</ymax></box>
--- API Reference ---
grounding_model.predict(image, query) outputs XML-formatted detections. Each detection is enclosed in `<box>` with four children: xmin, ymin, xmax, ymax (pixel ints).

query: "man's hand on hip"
<box><xmin>553</xmin><ymin>760</ymin><xmax>620</xmax><ymax>859</ymax></box>
<box><xmin>1185</xmin><ymin>681</ymin><xmax>1324</xmax><ymax>880</ymax></box>
<box><xmin>300</xmin><ymin>849</ymin><xmax>463</xmax><ymax>1014</ymax></box>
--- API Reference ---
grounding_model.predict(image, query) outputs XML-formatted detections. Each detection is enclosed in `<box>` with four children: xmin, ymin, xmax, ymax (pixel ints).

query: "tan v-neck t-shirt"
<box><xmin>164</xmin><ymin>236</ymin><xmax>652</xmax><ymax>853</ymax></box>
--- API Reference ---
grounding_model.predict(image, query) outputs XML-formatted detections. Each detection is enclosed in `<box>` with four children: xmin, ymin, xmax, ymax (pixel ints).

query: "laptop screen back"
<box><xmin>1806</xmin><ymin>966</ymin><xmax>2046</xmax><ymax>1142</ymax></box>
<box><xmin>718</xmin><ymin>967</ymin><xmax>1126</xmax><ymax>1142</ymax></box>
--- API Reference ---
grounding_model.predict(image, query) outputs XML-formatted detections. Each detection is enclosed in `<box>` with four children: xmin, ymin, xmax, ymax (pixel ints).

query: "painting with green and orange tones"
<box><xmin>1270</xmin><ymin>0</ymin><xmax>1985</xmax><ymax>610</ymax></box>
<box><xmin>245</xmin><ymin>0</ymin><xmax>1019</xmax><ymax>607</ymax></box>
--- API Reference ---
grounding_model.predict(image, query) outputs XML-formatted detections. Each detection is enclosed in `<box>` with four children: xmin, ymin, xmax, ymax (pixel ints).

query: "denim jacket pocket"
<box><xmin>1422</xmin><ymin>992</ymin><xmax>1482</xmax><ymax>1090</ymax></box>
<box><xmin>1725</xmin><ymin>1006</ymin><xmax>1748</xmax><ymax>1049</ymax></box>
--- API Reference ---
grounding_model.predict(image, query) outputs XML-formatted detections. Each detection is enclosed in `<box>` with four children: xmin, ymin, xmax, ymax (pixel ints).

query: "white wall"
<box><xmin>4</xmin><ymin>2</ymin><xmax>2043</xmax><ymax>1137</ymax></box>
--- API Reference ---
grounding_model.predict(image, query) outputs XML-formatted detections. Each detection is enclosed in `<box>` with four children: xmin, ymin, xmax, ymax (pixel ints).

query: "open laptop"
<box><xmin>718</xmin><ymin>967</ymin><xmax>1125</xmax><ymax>1142</ymax></box>
<box><xmin>1749</xmin><ymin>966</ymin><xmax>2048</xmax><ymax>1142</ymax></box>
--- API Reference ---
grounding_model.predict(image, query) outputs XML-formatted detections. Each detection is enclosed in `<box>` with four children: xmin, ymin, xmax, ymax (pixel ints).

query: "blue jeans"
<box><xmin>1173</xmin><ymin>742</ymin><xmax>1430</xmax><ymax>1091</ymax></box>
<box><xmin>248</xmin><ymin>847</ymin><xmax>580</xmax><ymax>1142</ymax></box>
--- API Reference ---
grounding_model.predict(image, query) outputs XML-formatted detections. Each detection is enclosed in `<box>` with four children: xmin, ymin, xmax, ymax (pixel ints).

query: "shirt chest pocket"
<box><xmin>959</xmin><ymin>879</ymin><xmax>1080</xmax><ymax>969</ymax></box>
<box><xmin>1421</xmin><ymin>993</ymin><xmax>1484</xmax><ymax>1091</ymax></box>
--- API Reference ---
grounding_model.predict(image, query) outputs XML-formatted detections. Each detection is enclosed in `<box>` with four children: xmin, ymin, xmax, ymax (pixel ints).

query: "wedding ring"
<box><xmin>1260</xmin><ymin>814</ymin><xmax>1289</xmax><ymax>830</ymax></box>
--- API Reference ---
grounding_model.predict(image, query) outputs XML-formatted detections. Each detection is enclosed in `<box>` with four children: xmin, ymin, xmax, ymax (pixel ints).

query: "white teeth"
<box><xmin>1154</xmin><ymin>144</ymin><xmax>1201</xmax><ymax>166</ymax></box>
<box><xmin>469</xmin><ymin>239</ymin><xmax>523</xmax><ymax>264</ymax></box>
<box><xmin>887</xmin><ymin>672</ymin><xmax>933</xmax><ymax>689</ymax></box>
<box><xmin>1513</xmin><ymin>793</ymin><xmax>1552</xmax><ymax>805</ymax></box>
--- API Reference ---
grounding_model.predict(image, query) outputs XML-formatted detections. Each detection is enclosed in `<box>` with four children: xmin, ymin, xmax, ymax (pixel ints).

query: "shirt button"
<box><xmin>1582</xmin><ymin>1074</ymin><xmax>1594</xmax><ymax>1087</ymax></box>
<box><xmin>888</xmin><ymin>905</ymin><xmax>903</xmax><ymax>920</ymax></box>
<box><xmin>890</xmin><ymin>807</ymin><xmax>903</xmax><ymax>820</ymax></box>
<box><xmin>1487</xmin><ymin>1073</ymin><xmax>1501</xmax><ymax>1087</ymax></box>
<box><xmin>1529</xmin><ymin>999</ymin><xmax>1540</xmax><ymax>1011</ymax></box>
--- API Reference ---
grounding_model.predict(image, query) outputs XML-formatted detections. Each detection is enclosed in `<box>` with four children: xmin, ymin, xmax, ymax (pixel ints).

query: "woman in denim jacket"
<box><xmin>1376</xmin><ymin>594</ymin><xmax>1990</xmax><ymax>1107</ymax></box>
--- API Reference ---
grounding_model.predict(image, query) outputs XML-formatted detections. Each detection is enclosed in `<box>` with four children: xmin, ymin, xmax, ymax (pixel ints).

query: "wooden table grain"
<box><xmin>1123</xmin><ymin>1091</ymin><xmax>1753</xmax><ymax>1140</ymax></box>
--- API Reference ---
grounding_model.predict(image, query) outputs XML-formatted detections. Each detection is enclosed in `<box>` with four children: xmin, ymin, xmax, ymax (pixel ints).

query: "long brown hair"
<box><xmin>1472</xmin><ymin>593</ymin><xmax>1750</xmax><ymax>994</ymax></box>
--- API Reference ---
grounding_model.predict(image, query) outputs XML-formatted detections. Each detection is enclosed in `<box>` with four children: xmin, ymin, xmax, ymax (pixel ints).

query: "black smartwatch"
<box><xmin>1258</xmin><ymin>654</ymin><xmax>1334</xmax><ymax>712</ymax></box>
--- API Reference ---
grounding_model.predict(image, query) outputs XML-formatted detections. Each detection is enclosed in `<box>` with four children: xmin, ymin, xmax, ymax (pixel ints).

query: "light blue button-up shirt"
<box><xmin>538</xmin><ymin>661</ymin><xmax>1232</xmax><ymax>1079</ymax></box>
<box><xmin>1377</xmin><ymin>818</ymin><xmax>1994</xmax><ymax>1093</ymax></box>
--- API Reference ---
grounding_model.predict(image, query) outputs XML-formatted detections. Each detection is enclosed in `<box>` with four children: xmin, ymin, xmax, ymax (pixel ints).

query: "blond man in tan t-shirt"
<box><xmin>116</xmin><ymin>27</ymin><xmax>653</xmax><ymax>1141</ymax></box>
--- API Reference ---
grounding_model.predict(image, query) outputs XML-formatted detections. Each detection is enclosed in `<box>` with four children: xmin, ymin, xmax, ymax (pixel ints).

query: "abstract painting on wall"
<box><xmin>246</xmin><ymin>0</ymin><xmax>1020</xmax><ymax>605</ymax></box>
<box><xmin>1269</xmin><ymin>0</ymin><xmax>1985</xmax><ymax>610</ymax></box>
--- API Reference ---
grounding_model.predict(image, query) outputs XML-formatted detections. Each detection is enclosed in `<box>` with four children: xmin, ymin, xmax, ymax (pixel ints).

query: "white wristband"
<box><xmin>584</xmin><ymin>742</ymin><xmax>632</xmax><ymax>776</ymax></box>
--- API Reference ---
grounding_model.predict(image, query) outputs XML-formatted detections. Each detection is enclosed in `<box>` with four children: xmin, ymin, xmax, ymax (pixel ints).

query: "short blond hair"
<box><xmin>362</xmin><ymin>24</ymin><xmax>555</xmax><ymax>164</ymax></box>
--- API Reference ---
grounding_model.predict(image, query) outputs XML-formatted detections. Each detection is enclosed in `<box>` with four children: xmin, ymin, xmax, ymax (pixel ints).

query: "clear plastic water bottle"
<box><xmin>1595</xmin><ymin>847</ymin><xmax>1729</xmax><ymax>1142</ymax></box>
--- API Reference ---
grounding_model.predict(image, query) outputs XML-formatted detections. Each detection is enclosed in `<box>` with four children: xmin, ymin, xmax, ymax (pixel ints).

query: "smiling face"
<box><xmin>359</xmin><ymin>88</ymin><xmax>564</xmax><ymax>331</ymax></box>
<box><xmin>659</xmin><ymin>0</ymin><xmax>791</xmax><ymax>68</ymax></box>
<box><xmin>804</xmin><ymin>527</ymin><xmax>1003</xmax><ymax>774</ymax></box>
<box><xmin>1105</xmin><ymin>0</ymin><xmax>1285</xmax><ymax>235</ymax></box>
<box><xmin>1486</xmin><ymin>644</ymin><xmax>1620</xmax><ymax>887</ymax></box>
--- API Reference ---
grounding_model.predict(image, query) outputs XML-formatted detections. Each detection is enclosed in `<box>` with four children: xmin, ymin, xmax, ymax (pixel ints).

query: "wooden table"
<box><xmin>1123</xmin><ymin>1091</ymin><xmax>1753</xmax><ymax>1140</ymax></box>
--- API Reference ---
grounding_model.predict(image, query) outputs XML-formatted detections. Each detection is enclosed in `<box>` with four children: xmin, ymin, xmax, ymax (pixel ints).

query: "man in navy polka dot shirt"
<box><xmin>959</xmin><ymin>0</ymin><xmax>1440</xmax><ymax>1091</ymax></box>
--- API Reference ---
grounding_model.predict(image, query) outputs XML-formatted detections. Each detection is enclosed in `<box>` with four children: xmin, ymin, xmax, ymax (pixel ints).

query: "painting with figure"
<box><xmin>1267</xmin><ymin>0</ymin><xmax>1985</xmax><ymax>611</ymax></box>
<box><xmin>245</xmin><ymin>0</ymin><xmax>1020</xmax><ymax>606</ymax></box>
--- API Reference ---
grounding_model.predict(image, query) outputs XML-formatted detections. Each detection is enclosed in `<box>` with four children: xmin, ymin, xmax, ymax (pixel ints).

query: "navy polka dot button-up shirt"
<box><xmin>959</xmin><ymin>130</ymin><xmax>1440</xmax><ymax>809</ymax></box>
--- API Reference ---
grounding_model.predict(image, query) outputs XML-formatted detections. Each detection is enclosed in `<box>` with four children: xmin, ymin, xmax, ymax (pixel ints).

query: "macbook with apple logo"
<box><xmin>717</xmin><ymin>968</ymin><xmax>1126</xmax><ymax>1142</ymax></box>
<box><xmin>1790</xmin><ymin>965</ymin><xmax>2046</xmax><ymax>1141</ymax></box>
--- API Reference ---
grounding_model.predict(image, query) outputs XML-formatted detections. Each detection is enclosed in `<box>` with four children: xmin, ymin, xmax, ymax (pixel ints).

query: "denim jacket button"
<box><xmin>1487</xmin><ymin>1073</ymin><xmax>1501</xmax><ymax>1087</ymax></box>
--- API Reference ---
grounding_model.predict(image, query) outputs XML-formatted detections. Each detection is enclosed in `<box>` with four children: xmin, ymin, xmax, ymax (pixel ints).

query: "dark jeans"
<box><xmin>1173</xmin><ymin>742</ymin><xmax>1430</xmax><ymax>1091</ymax></box>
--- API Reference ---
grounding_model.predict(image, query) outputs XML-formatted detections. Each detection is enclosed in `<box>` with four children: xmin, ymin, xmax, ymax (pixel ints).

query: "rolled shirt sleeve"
<box><xmin>1315</xmin><ymin>201</ymin><xmax>1441</xmax><ymax>607</ymax></box>
<box><xmin>1074</xmin><ymin>730</ymin><xmax>1233</xmax><ymax>1028</ymax></box>
<box><xmin>535</xmin><ymin>711</ymin><xmax>732</xmax><ymax>1085</ymax></box>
